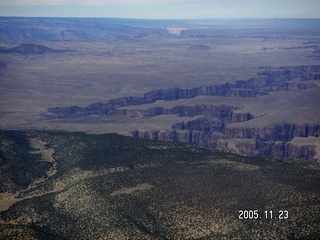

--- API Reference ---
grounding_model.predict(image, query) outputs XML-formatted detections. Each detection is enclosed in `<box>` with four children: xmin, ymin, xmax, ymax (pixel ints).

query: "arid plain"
<box><xmin>0</xmin><ymin>28</ymin><xmax>318</xmax><ymax>125</ymax></box>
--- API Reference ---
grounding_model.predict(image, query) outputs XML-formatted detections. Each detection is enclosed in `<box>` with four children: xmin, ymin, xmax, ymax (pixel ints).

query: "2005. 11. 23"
<box><xmin>238</xmin><ymin>210</ymin><xmax>289</xmax><ymax>220</ymax></box>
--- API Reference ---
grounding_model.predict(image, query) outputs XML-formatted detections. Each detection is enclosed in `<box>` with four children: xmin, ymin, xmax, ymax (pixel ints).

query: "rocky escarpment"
<box><xmin>225</xmin><ymin>123</ymin><xmax>319</xmax><ymax>141</ymax></box>
<box><xmin>131</xmin><ymin>123</ymin><xmax>320</xmax><ymax>161</ymax></box>
<box><xmin>48</xmin><ymin>85</ymin><xmax>265</xmax><ymax>118</ymax></box>
<box><xmin>258</xmin><ymin>65</ymin><xmax>320</xmax><ymax>81</ymax></box>
<box><xmin>238</xmin><ymin>65</ymin><xmax>320</xmax><ymax>92</ymax></box>
<box><xmin>127</xmin><ymin>104</ymin><xmax>254</xmax><ymax>146</ymax></box>
<box><xmin>284</xmin><ymin>140</ymin><xmax>318</xmax><ymax>161</ymax></box>
<box><xmin>221</xmin><ymin>123</ymin><xmax>320</xmax><ymax>159</ymax></box>
<box><xmin>48</xmin><ymin>65</ymin><xmax>320</xmax><ymax>119</ymax></box>
<box><xmin>128</xmin><ymin>106</ymin><xmax>319</xmax><ymax>161</ymax></box>
<box><xmin>46</xmin><ymin>65</ymin><xmax>320</xmax><ymax>161</ymax></box>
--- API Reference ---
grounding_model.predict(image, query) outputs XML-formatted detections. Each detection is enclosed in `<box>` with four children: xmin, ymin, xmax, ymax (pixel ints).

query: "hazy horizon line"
<box><xmin>1</xmin><ymin>16</ymin><xmax>320</xmax><ymax>20</ymax></box>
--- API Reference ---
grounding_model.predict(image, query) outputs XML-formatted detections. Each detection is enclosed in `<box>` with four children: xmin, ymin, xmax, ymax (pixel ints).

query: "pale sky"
<box><xmin>0</xmin><ymin>0</ymin><xmax>319</xmax><ymax>19</ymax></box>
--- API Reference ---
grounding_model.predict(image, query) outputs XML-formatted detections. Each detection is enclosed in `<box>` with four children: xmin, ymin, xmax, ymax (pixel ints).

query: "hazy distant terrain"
<box><xmin>0</xmin><ymin>18</ymin><xmax>319</xmax><ymax>161</ymax></box>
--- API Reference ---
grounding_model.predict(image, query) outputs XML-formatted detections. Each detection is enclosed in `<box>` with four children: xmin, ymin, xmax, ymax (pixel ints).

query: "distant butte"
<box><xmin>0</xmin><ymin>44</ymin><xmax>70</xmax><ymax>55</ymax></box>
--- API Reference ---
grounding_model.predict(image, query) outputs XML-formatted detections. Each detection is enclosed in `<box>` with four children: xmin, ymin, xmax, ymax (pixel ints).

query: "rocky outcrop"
<box><xmin>284</xmin><ymin>142</ymin><xmax>317</xmax><ymax>161</ymax></box>
<box><xmin>270</xmin><ymin>141</ymin><xmax>286</xmax><ymax>159</ymax></box>
<box><xmin>173</xmin><ymin>117</ymin><xmax>224</xmax><ymax>134</ymax></box>
<box><xmin>48</xmin><ymin>85</ymin><xmax>264</xmax><ymax>118</ymax></box>
<box><xmin>219</xmin><ymin>124</ymin><xmax>320</xmax><ymax>160</ymax></box>
<box><xmin>131</xmin><ymin>129</ymin><xmax>207</xmax><ymax>146</ymax></box>
<box><xmin>256</xmin><ymin>65</ymin><xmax>320</xmax><ymax>91</ymax></box>
<box><xmin>225</xmin><ymin>124</ymin><xmax>320</xmax><ymax>141</ymax></box>
<box><xmin>308</xmin><ymin>72</ymin><xmax>320</xmax><ymax>80</ymax></box>
<box><xmin>282</xmin><ymin>136</ymin><xmax>320</xmax><ymax>162</ymax></box>
<box><xmin>217</xmin><ymin>138</ymin><xmax>257</xmax><ymax>155</ymax></box>
<box><xmin>258</xmin><ymin>65</ymin><xmax>320</xmax><ymax>80</ymax></box>
<box><xmin>217</xmin><ymin>138</ymin><xmax>318</xmax><ymax>161</ymax></box>
<box><xmin>229</xmin><ymin>112</ymin><xmax>254</xmax><ymax>123</ymax></box>
<box><xmin>125</xmin><ymin>107</ymin><xmax>320</xmax><ymax>161</ymax></box>
<box><xmin>131</xmin><ymin>123</ymin><xmax>320</xmax><ymax>161</ymax></box>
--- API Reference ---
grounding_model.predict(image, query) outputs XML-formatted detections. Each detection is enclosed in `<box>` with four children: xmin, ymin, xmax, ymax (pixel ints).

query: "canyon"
<box><xmin>47</xmin><ymin>65</ymin><xmax>320</xmax><ymax>161</ymax></box>
<box><xmin>1</xmin><ymin>17</ymin><xmax>320</xmax><ymax>239</ymax></box>
<box><xmin>1</xmin><ymin>18</ymin><xmax>320</xmax><ymax>162</ymax></box>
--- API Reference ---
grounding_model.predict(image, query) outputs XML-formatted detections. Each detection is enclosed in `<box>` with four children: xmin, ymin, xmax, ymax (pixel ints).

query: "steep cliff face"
<box><xmin>283</xmin><ymin>136</ymin><xmax>320</xmax><ymax>162</ymax></box>
<box><xmin>217</xmin><ymin>139</ymin><xmax>257</xmax><ymax>155</ymax></box>
<box><xmin>217</xmin><ymin>135</ymin><xmax>319</xmax><ymax>161</ymax></box>
<box><xmin>284</xmin><ymin>143</ymin><xmax>316</xmax><ymax>161</ymax></box>
<box><xmin>225</xmin><ymin>124</ymin><xmax>320</xmax><ymax>140</ymax></box>
<box><xmin>255</xmin><ymin>65</ymin><xmax>320</xmax><ymax>92</ymax></box>
<box><xmin>131</xmin><ymin>123</ymin><xmax>320</xmax><ymax>161</ymax></box>
<box><xmin>229</xmin><ymin>112</ymin><xmax>254</xmax><ymax>123</ymax></box>
<box><xmin>221</xmin><ymin>124</ymin><xmax>320</xmax><ymax>160</ymax></box>
<box><xmin>117</xmin><ymin>124</ymin><xmax>320</xmax><ymax>161</ymax></box>
<box><xmin>271</xmin><ymin>141</ymin><xmax>285</xmax><ymax>159</ymax></box>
